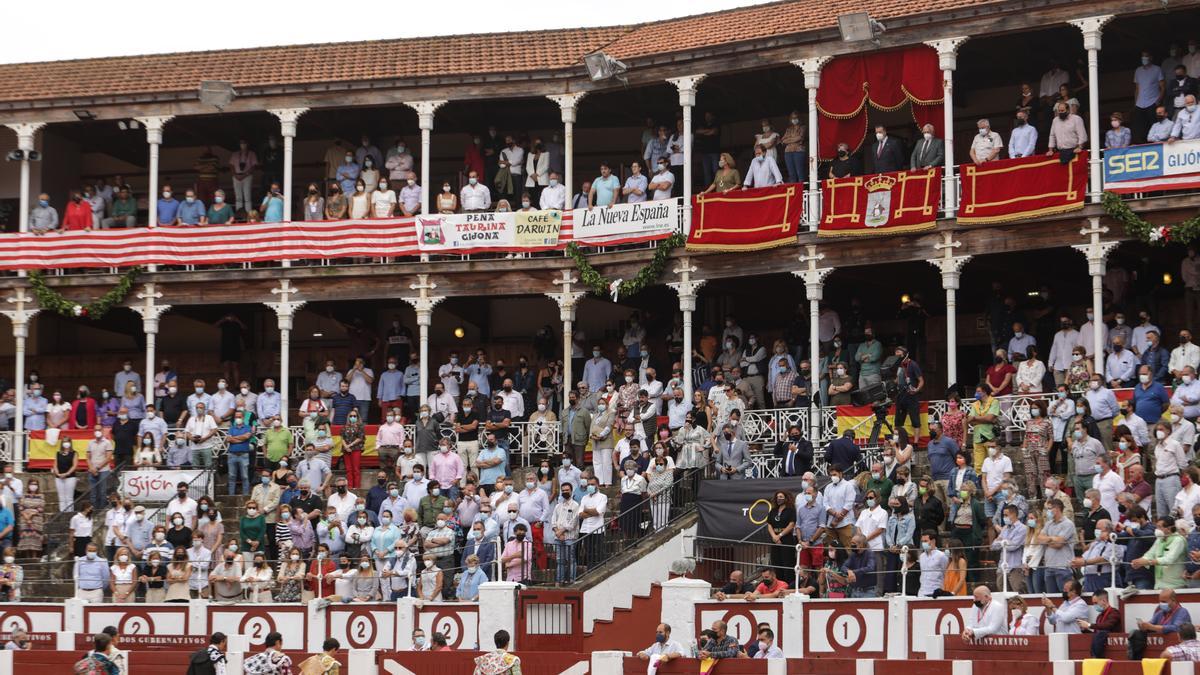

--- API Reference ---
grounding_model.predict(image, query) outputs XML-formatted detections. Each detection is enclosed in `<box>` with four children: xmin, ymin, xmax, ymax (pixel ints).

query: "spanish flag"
<box><xmin>28</xmin><ymin>428</ymin><xmax>95</xmax><ymax>470</ymax></box>
<box><xmin>834</xmin><ymin>402</ymin><xmax>929</xmax><ymax>445</ymax></box>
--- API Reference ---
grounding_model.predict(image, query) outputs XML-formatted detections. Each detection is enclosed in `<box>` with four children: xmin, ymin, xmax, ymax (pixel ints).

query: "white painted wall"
<box><xmin>582</xmin><ymin>524</ymin><xmax>694</xmax><ymax>632</ymax></box>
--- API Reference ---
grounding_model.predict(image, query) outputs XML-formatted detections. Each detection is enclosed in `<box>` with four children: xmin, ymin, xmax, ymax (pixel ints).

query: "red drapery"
<box><xmin>816</xmin><ymin>46</ymin><xmax>944</xmax><ymax>159</ymax></box>
<box><xmin>687</xmin><ymin>184</ymin><xmax>802</xmax><ymax>251</ymax></box>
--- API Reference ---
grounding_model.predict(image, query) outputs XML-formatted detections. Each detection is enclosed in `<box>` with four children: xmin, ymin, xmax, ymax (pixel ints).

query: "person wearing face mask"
<box><xmin>1129</xmin><ymin>50</ymin><xmax>1166</xmax><ymax>143</ymax></box>
<box><xmin>15</xmin><ymin>478</ymin><xmax>45</xmax><ymax>558</ymax></box>
<box><xmin>43</xmin><ymin>389</ymin><xmax>70</xmax><ymax>431</ymax></box>
<box><xmin>743</xmin><ymin>143</ymin><xmax>783</xmax><ymax>189</ymax></box>
<box><xmin>226</xmin><ymin>140</ymin><xmax>259</xmax><ymax>212</ymax></box>
<box><xmin>380</xmin><ymin>136</ymin><xmax>414</xmax><ymax>185</ymax></box>
<box><xmin>969</xmin><ymin>118</ymin><xmax>1003</xmax><ymax>164</ymax></box>
<box><xmin>1046</xmin><ymin>101</ymin><xmax>1089</xmax><ymax>159</ymax></box>
<box><xmin>75</xmin><ymin>543</ymin><xmax>111</xmax><ymax>602</ymax></box>
<box><xmin>238</xmin><ymin>553</ymin><xmax>274</xmax><ymax>603</ymax></box>
<box><xmin>538</xmin><ymin>170</ymin><xmax>566</xmax><ymax>210</ymax></box>
<box><xmin>28</xmin><ymin>192</ymin><xmax>60</xmax><ymax>235</ymax></box>
<box><xmin>151</xmin><ymin>182</ymin><xmax>180</xmax><ymax>226</ymax></box>
<box><xmin>715</xmin><ymin>423</ymin><xmax>751</xmax><ymax>481</ymax></box>
<box><xmin>1172</xmin><ymin>334</ymin><xmax>1200</xmax><ymax>386</ymax></box>
<box><xmin>961</xmin><ymin>585</ymin><xmax>1008</xmax><ymax>640</ymax></box>
<box><xmin>1103</xmin><ymin>111</ymin><xmax>1133</xmax><ymax>151</ymax></box>
<box><xmin>986</xmin><ymin>504</ymin><xmax>1028</xmax><ymax>593</ymax></box>
<box><xmin>424</xmin><ymin>513</ymin><xmax>457</xmax><ymax>596</ymax></box>
<box><xmin>370</xmin><ymin>176</ymin><xmax>396</xmax><ymax>218</ymax></box>
<box><xmin>966</xmin><ymin>385</ymin><xmax>1000</xmax><ymax>473</ymax></box>
<box><xmin>1035</xmin><ymin>498</ymin><xmax>1077</xmax><ymax>593</ymax></box>
<box><xmin>1008</xmin><ymin>106</ymin><xmax>1039</xmax><ymax>158</ymax></box>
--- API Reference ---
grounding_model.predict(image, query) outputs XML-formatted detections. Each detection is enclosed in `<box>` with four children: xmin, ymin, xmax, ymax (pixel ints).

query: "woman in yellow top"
<box><xmin>700</xmin><ymin>153</ymin><xmax>741</xmax><ymax>195</ymax></box>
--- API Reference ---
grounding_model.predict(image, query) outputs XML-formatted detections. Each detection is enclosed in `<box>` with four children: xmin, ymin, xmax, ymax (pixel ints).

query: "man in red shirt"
<box><xmin>747</xmin><ymin>566</ymin><xmax>789</xmax><ymax>601</ymax></box>
<box><xmin>62</xmin><ymin>190</ymin><xmax>93</xmax><ymax>231</ymax></box>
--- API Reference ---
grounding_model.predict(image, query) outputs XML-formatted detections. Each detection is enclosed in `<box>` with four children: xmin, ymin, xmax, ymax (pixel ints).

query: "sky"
<box><xmin>1</xmin><ymin>0</ymin><xmax>776</xmax><ymax>64</ymax></box>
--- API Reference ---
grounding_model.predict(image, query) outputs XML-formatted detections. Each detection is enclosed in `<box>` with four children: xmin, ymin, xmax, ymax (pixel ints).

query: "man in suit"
<box><xmin>869</xmin><ymin>125</ymin><xmax>906</xmax><ymax>174</ymax></box>
<box><xmin>774</xmin><ymin>425</ymin><xmax>813</xmax><ymax>477</ymax></box>
<box><xmin>910</xmin><ymin>124</ymin><xmax>945</xmax><ymax>170</ymax></box>
<box><xmin>715</xmin><ymin>423</ymin><xmax>752</xmax><ymax>479</ymax></box>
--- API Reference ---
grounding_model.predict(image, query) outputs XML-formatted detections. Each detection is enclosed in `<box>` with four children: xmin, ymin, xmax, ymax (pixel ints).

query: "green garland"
<box><xmin>28</xmin><ymin>267</ymin><xmax>142</xmax><ymax>319</ymax></box>
<box><xmin>1101</xmin><ymin>190</ymin><xmax>1200</xmax><ymax>246</ymax></box>
<box><xmin>566</xmin><ymin>233</ymin><xmax>685</xmax><ymax>298</ymax></box>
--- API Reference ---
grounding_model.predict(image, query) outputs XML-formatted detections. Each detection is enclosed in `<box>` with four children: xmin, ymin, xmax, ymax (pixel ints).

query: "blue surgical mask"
<box><xmin>38</xmin><ymin>199</ymin><xmax>49</xmax><ymax>207</ymax></box>
<box><xmin>468</xmin><ymin>177</ymin><xmax>478</xmax><ymax>185</ymax></box>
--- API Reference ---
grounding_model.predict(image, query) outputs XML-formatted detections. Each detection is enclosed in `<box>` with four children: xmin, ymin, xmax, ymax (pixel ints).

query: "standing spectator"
<box><xmin>743</xmin><ymin>144</ymin><xmax>782</xmax><ymax>188</ymax></box>
<box><xmin>86</xmin><ymin>429</ymin><xmax>114</xmax><ymax>510</ymax></box>
<box><xmin>1009</xmin><ymin>109</ymin><xmax>1038</xmax><ymax>158</ymax></box>
<box><xmin>1047</xmin><ymin>102</ymin><xmax>1088</xmax><ymax>155</ymax></box>
<box><xmin>16</xmin><ymin>479</ymin><xmax>45</xmax><ymax>558</ymax></box>
<box><xmin>74</xmin><ymin>543</ymin><xmax>110</xmax><ymax>602</ymax></box>
<box><xmin>1134</xmin><ymin>51</ymin><xmax>1166</xmax><ymax>143</ymax></box>
<box><xmin>588</xmin><ymin>163</ymin><xmax>620</xmax><ymax>207</ymax></box>
<box><xmin>1038</xmin><ymin>498</ymin><xmax>1077</xmax><ymax>593</ymax></box>
<box><xmin>54</xmin><ymin>438</ymin><xmax>79</xmax><ymax>513</ymax></box>
<box><xmin>228</xmin><ymin>140</ymin><xmax>258</xmax><ymax>213</ymax></box>
<box><xmin>1133</xmin><ymin>518</ymin><xmax>1188</xmax><ymax>590</ymax></box>
<box><xmin>969</xmin><ymin>119</ymin><xmax>1004</xmax><ymax>164</ymax></box>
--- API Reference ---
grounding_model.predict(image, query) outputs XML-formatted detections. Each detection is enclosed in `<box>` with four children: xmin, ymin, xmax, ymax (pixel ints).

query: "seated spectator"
<box><xmin>1106</xmin><ymin>112</ymin><xmax>1132</xmax><ymax>148</ymax></box>
<box><xmin>1041</xmin><ymin>578</ymin><xmax>1088</xmax><ymax>634</ymax></box>
<box><xmin>102</xmin><ymin>186</ymin><xmax>138</xmax><ymax>228</ymax></box>
<box><xmin>752</xmin><ymin>627</ymin><xmax>783</xmax><ymax>659</ymax></box>
<box><xmin>0</xmin><ymin>546</ymin><xmax>22</xmax><ymax>601</ymax></box>
<box><xmin>1130</xmin><ymin>589</ymin><xmax>1193</xmax><ymax>660</ymax></box>
<box><xmin>1164</xmin><ymin>623</ymin><xmax>1200</xmax><ymax>662</ymax></box>
<box><xmin>635</xmin><ymin>622</ymin><xmax>685</xmax><ymax>663</ymax></box>
<box><xmin>713</xmin><ymin>569</ymin><xmax>754</xmax><ymax>600</ymax></box>
<box><xmin>1082</xmin><ymin>591</ymin><xmax>1122</xmax><ymax>657</ymax></box>
<box><xmin>961</xmin><ymin>585</ymin><xmax>1007</xmax><ymax>640</ymax></box>
<box><xmin>1009</xmin><ymin>595</ymin><xmax>1039</xmax><ymax>635</ymax></box>
<box><xmin>746</xmin><ymin>566</ymin><xmax>789</xmax><ymax>601</ymax></box>
<box><xmin>176</xmin><ymin>189</ymin><xmax>205</xmax><ymax>226</ymax></box>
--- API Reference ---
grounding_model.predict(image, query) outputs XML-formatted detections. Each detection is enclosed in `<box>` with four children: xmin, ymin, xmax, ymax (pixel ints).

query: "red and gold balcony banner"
<box><xmin>957</xmin><ymin>151</ymin><xmax>1088</xmax><ymax>224</ymax></box>
<box><xmin>818</xmin><ymin>167</ymin><xmax>941</xmax><ymax>237</ymax></box>
<box><xmin>686</xmin><ymin>184</ymin><xmax>802</xmax><ymax>251</ymax></box>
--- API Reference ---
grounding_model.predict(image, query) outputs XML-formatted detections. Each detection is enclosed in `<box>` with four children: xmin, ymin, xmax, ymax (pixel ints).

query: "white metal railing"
<box><xmin>0</xmin><ymin>420</ymin><xmax>562</xmax><ymax>470</ymax></box>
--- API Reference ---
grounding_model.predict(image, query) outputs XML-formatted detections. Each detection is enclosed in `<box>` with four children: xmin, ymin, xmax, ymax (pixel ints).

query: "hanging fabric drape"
<box><xmin>815</xmin><ymin>46</ymin><xmax>944</xmax><ymax>159</ymax></box>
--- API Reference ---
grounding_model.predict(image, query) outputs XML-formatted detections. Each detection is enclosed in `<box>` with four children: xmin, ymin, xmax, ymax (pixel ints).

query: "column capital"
<box><xmin>265</xmin><ymin>280</ymin><xmax>305</xmax><ymax>329</ymax></box>
<box><xmin>667</xmin><ymin>258</ymin><xmax>706</xmax><ymax>312</ymax></box>
<box><xmin>269</xmin><ymin>108</ymin><xmax>309</xmax><ymax>137</ymax></box>
<box><xmin>134</xmin><ymin>115</ymin><xmax>175</xmax><ymax>144</ymax></box>
<box><xmin>791</xmin><ymin>57</ymin><xmax>832</xmax><ymax>89</ymax></box>
<box><xmin>667</xmin><ymin>74</ymin><xmax>707</xmax><ymax>107</ymax></box>
<box><xmin>1068</xmin><ymin>15</ymin><xmax>1115</xmax><ymax>50</ymax></box>
<box><xmin>131</xmin><ymin>283</ymin><xmax>171</xmax><ymax>329</ymax></box>
<box><xmin>923</xmin><ymin>37</ymin><xmax>970</xmax><ymax>70</ymax></box>
<box><xmin>927</xmin><ymin>255</ymin><xmax>972</xmax><ymax>289</ymax></box>
<box><xmin>5</xmin><ymin>122</ymin><xmax>46</xmax><ymax>151</ymax></box>
<box><xmin>792</xmin><ymin>246</ymin><xmax>833</xmax><ymax>300</ymax></box>
<box><xmin>0</xmin><ymin>288</ymin><xmax>39</xmax><ymax>334</ymax></box>
<box><xmin>403</xmin><ymin>100</ymin><xmax>448</xmax><ymax>131</ymax></box>
<box><xmin>1072</xmin><ymin>240</ymin><xmax>1121</xmax><ymax>276</ymax></box>
<box><xmin>547</xmin><ymin>271</ymin><xmax>586</xmax><ymax>318</ymax></box>
<box><xmin>402</xmin><ymin>274</ymin><xmax>445</xmax><ymax>323</ymax></box>
<box><xmin>547</xmin><ymin>93</ymin><xmax>587</xmax><ymax>124</ymax></box>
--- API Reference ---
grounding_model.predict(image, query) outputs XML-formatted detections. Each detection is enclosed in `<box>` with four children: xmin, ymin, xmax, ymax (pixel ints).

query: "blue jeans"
<box><xmin>228</xmin><ymin>453</ymin><xmax>249</xmax><ymax>495</ymax></box>
<box><xmin>784</xmin><ymin>151</ymin><xmax>808</xmax><ymax>184</ymax></box>
<box><xmin>1043</xmin><ymin>567</ymin><xmax>1073</xmax><ymax>593</ymax></box>
<box><xmin>557</xmin><ymin>540</ymin><xmax>576</xmax><ymax>583</ymax></box>
<box><xmin>850</xmin><ymin>587</ymin><xmax>876</xmax><ymax>598</ymax></box>
<box><xmin>89</xmin><ymin>470</ymin><xmax>111</xmax><ymax>509</ymax></box>
<box><xmin>1029</xmin><ymin>567</ymin><xmax>1045</xmax><ymax>594</ymax></box>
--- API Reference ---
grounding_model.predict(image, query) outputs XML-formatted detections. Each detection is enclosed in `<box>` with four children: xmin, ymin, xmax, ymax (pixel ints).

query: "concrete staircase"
<box><xmin>583</xmin><ymin>582</ymin><xmax>664</xmax><ymax>653</ymax></box>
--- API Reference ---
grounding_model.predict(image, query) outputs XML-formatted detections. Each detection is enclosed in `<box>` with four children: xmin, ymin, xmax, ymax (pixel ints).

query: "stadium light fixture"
<box><xmin>583</xmin><ymin>51</ymin><xmax>628</xmax><ymax>84</ymax></box>
<box><xmin>838</xmin><ymin>12</ymin><xmax>886</xmax><ymax>44</ymax></box>
<box><xmin>199</xmin><ymin>80</ymin><xmax>237</xmax><ymax>110</ymax></box>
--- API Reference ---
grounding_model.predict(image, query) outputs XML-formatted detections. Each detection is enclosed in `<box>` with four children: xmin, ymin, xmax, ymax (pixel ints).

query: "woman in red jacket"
<box><xmin>62</xmin><ymin>190</ymin><xmax>93</xmax><ymax>231</ymax></box>
<box><xmin>69</xmin><ymin>386</ymin><xmax>97</xmax><ymax>429</ymax></box>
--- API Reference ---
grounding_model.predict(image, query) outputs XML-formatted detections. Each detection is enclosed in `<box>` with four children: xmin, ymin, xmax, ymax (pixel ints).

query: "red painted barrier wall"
<box><xmin>379</xmin><ymin>650</ymin><xmax>590</xmax><ymax>675</ymax></box>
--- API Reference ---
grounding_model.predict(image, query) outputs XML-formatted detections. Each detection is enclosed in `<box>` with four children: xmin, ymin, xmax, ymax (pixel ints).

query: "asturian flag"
<box><xmin>819</xmin><ymin>167</ymin><xmax>941</xmax><ymax>237</ymax></box>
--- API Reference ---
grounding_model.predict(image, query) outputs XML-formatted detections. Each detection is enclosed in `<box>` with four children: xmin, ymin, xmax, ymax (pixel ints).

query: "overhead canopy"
<box><xmin>815</xmin><ymin>45</ymin><xmax>944</xmax><ymax>159</ymax></box>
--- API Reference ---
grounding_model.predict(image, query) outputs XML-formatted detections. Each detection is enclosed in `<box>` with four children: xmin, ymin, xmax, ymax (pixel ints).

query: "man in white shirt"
<box><xmin>1171</xmin><ymin>95</ymin><xmax>1200</xmax><ymax>142</ymax></box>
<box><xmin>743</xmin><ymin>144</ymin><xmax>782</xmax><ymax>188</ymax></box>
<box><xmin>326</xmin><ymin>477</ymin><xmax>357</xmax><ymax>523</ymax></box>
<box><xmin>1106</xmin><ymin>336</ymin><xmax>1139</xmax><ymax>387</ymax></box>
<box><xmin>1172</xmin><ymin>366</ymin><xmax>1200</xmax><ymax>421</ymax></box>
<box><xmin>855</xmin><ymin>492</ymin><xmax>888</xmax><ymax>594</ymax></box>
<box><xmin>1040</xmin><ymin>61</ymin><xmax>1069</xmax><ymax>99</ymax></box>
<box><xmin>1149</xmin><ymin>106</ymin><xmax>1175</xmax><ymax>142</ymax></box>
<box><xmin>1092</xmin><ymin>455</ymin><xmax>1124</xmax><ymax>523</ymax></box>
<box><xmin>438</xmin><ymin>354</ymin><xmax>464</xmax><ymax>400</ymax></box>
<box><xmin>578</xmin><ymin>478</ymin><xmax>608</xmax><ymax>564</ymax></box>
<box><xmin>640</xmin><ymin>369</ymin><xmax>665</xmax><ymax>417</ymax></box>
<box><xmin>582</xmin><ymin>348</ymin><xmax>612</xmax><ymax>393</ymax></box>
<box><xmin>1041</xmin><ymin>579</ymin><xmax>1089</xmax><ymax>634</ymax></box>
<box><xmin>184</xmin><ymin>402</ymin><xmax>219</xmax><ymax>469</ymax></box>
<box><xmin>1048</xmin><ymin>316</ymin><xmax>1082</xmax><ymax>385</ymax></box>
<box><xmin>648</xmin><ymin>160</ymin><xmax>675</xmax><ymax>201</ymax></box>
<box><xmin>165</xmin><ymin>484</ymin><xmax>199</xmax><ymax>528</ymax></box>
<box><xmin>1131</xmin><ymin>311</ymin><xmax>1162</xmax><ymax>356</ymax></box>
<box><xmin>460</xmin><ymin>171</ymin><xmax>491</xmax><ymax>211</ymax></box>
<box><xmin>752</xmin><ymin>627</ymin><xmax>784</xmax><ymax>659</ymax></box>
<box><xmin>1079</xmin><ymin>311</ymin><xmax>1108</xmax><ymax>361</ymax></box>
<box><xmin>187</xmin><ymin>539</ymin><xmax>212</xmax><ymax>596</ymax></box>
<box><xmin>636</xmin><ymin>622</ymin><xmax>685</xmax><ymax>663</ymax></box>
<box><xmin>540</xmin><ymin>172</ymin><xmax>566</xmax><ymax>210</ymax></box>
<box><xmin>208</xmin><ymin>380</ymin><xmax>236</xmax><ymax>427</ymax></box>
<box><xmin>500</xmin><ymin>136</ymin><xmax>525</xmax><ymax>186</ymax></box>
<box><xmin>961</xmin><ymin>585</ymin><xmax>1008</xmax><ymax>640</ymax></box>
<box><xmin>1009</xmin><ymin>109</ymin><xmax>1038</xmax><ymax>158</ymax></box>
<box><xmin>980</xmin><ymin>444</ymin><xmax>1013</xmax><ymax>515</ymax></box>
<box><xmin>666</xmin><ymin>388</ymin><xmax>691</xmax><ymax>431</ymax></box>
<box><xmin>1171</xmin><ymin>331</ymin><xmax>1200</xmax><ymax>381</ymax></box>
<box><xmin>914</xmin><ymin>532</ymin><xmax>949</xmax><ymax>597</ymax></box>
